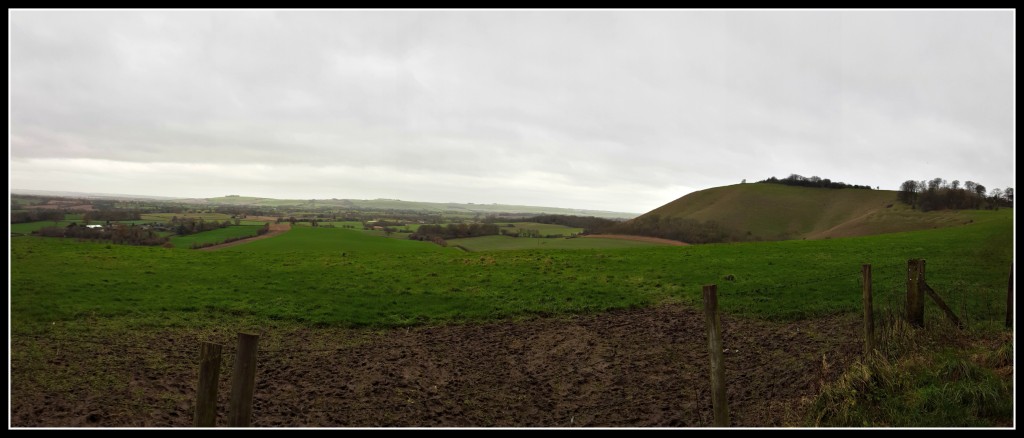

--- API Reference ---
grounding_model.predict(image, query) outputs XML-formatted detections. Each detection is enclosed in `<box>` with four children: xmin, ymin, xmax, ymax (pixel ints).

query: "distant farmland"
<box><xmin>495</xmin><ymin>222</ymin><xmax>585</xmax><ymax>236</ymax></box>
<box><xmin>168</xmin><ymin>225</ymin><xmax>266</xmax><ymax>248</ymax></box>
<box><xmin>223</xmin><ymin>226</ymin><xmax>449</xmax><ymax>254</ymax></box>
<box><xmin>141</xmin><ymin>212</ymin><xmax>233</xmax><ymax>222</ymax></box>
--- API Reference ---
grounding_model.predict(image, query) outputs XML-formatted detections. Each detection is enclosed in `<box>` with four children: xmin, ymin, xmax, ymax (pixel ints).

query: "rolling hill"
<box><xmin>10</xmin><ymin>189</ymin><xmax>639</xmax><ymax>219</ymax></box>
<box><xmin>623</xmin><ymin>183</ymin><xmax>987</xmax><ymax>242</ymax></box>
<box><xmin>190</xmin><ymin>196</ymin><xmax>639</xmax><ymax>219</ymax></box>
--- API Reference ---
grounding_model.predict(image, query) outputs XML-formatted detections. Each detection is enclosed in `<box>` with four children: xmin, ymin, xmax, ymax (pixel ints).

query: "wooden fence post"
<box><xmin>194</xmin><ymin>342</ymin><xmax>223</xmax><ymax>427</ymax></box>
<box><xmin>862</xmin><ymin>264</ymin><xmax>874</xmax><ymax>354</ymax></box>
<box><xmin>228</xmin><ymin>333</ymin><xmax>260</xmax><ymax>427</ymax></box>
<box><xmin>703</xmin><ymin>284</ymin><xmax>729</xmax><ymax>427</ymax></box>
<box><xmin>906</xmin><ymin>259</ymin><xmax>924</xmax><ymax>327</ymax></box>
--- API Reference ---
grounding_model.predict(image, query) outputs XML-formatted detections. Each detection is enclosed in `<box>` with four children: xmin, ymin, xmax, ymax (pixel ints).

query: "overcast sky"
<box><xmin>9</xmin><ymin>10</ymin><xmax>1015</xmax><ymax>213</ymax></box>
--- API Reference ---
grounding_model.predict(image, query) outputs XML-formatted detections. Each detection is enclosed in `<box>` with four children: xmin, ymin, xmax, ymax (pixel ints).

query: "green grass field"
<box><xmin>449</xmin><ymin>235</ymin><xmax>666</xmax><ymax>251</ymax></box>
<box><xmin>225</xmin><ymin>226</ymin><xmax>449</xmax><ymax>254</ymax></box>
<box><xmin>10</xmin><ymin>220</ymin><xmax>76</xmax><ymax>234</ymax></box>
<box><xmin>9</xmin><ymin>209</ymin><xmax>1011</xmax><ymax>334</ymax></box>
<box><xmin>239</xmin><ymin>220</ymin><xmax>272</xmax><ymax>226</ymax></box>
<box><xmin>497</xmin><ymin>222</ymin><xmax>585</xmax><ymax>236</ymax></box>
<box><xmin>291</xmin><ymin>221</ymin><xmax>417</xmax><ymax>239</ymax></box>
<box><xmin>323</xmin><ymin>221</ymin><xmax>421</xmax><ymax>232</ymax></box>
<box><xmin>361</xmin><ymin>230</ymin><xmax>414</xmax><ymax>239</ymax></box>
<box><xmin>167</xmin><ymin>225</ymin><xmax>266</xmax><ymax>248</ymax></box>
<box><xmin>293</xmin><ymin>221</ymin><xmax>365</xmax><ymax>229</ymax></box>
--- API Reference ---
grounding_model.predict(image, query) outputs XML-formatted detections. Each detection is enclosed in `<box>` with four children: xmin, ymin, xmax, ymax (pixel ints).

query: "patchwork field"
<box><xmin>8</xmin><ymin>208</ymin><xmax>1013</xmax><ymax>427</ymax></box>
<box><xmin>141</xmin><ymin>212</ymin><xmax>234</xmax><ymax>222</ymax></box>
<box><xmin>197</xmin><ymin>196</ymin><xmax>639</xmax><ymax>219</ymax></box>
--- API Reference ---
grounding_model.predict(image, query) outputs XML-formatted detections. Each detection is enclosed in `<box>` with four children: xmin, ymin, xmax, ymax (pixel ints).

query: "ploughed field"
<box><xmin>11</xmin><ymin>305</ymin><xmax>860</xmax><ymax>427</ymax></box>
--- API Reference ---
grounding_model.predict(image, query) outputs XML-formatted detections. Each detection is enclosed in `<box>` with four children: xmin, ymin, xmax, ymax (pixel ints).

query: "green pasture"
<box><xmin>239</xmin><ymin>220</ymin><xmax>272</xmax><ymax>226</ymax></box>
<box><xmin>223</xmin><ymin>226</ymin><xmax>447</xmax><ymax>254</ymax></box>
<box><xmin>497</xmin><ymin>222</ymin><xmax>585</xmax><ymax>236</ymax></box>
<box><xmin>167</xmin><ymin>225</ymin><xmax>266</xmax><ymax>249</ymax></box>
<box><xmin>9</xmin><ymin>209</ymin><xmax>1011</xmax><ymax>333</ymax></box>
<box><xmin>10</xmin><ymin>221</ymin><xmax>76</xmax><ymax>234</ymax></box>
<box><xmin>449</xmin><ymin>235</ymin><xmax>665</xmax><ymax>251</ymax></box>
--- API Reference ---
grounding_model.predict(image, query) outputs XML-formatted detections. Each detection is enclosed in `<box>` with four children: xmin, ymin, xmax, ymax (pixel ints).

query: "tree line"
<box><xmin>758</xmin><ymin>174</ymin><xmax>873</xmax><ymax>190</ymax></box>
<box><xmin>409</xmin><ymin>223</ymin><xmax>500</xmax><ymax>246</ymax></box>
<box><xmin>168</xmin><ymin>217</ymin><xmax>232</xmax><ymax>235</ymax></box>
<box><xmin>516</xmin><ymin>214</ymin><xmax>621</xmax><ymax>234</ymax></box>
<box><xmin>499</xmin><ymin>227</ymin><xmax>543</xmax><ymax>238</ymax></box>
<box><xmin>898</xmin><ymin>178</ymin><xmax>1013</xmax><ymax>211</ymax></box>
<box><xmin>10</xmin><ymin>210</ymin><xmax>65</xmax><ymax>224</ymax></box>
<box><xmin>512</xmin><ymin>213</ymin><xmax>749</xmax><ymax>244</ymax></box>
<box><xmin>36</xmin><ymin>223</ymin><xmax>169</xmax><ymax>246</ymax></box>
<box><xmin>607</xmin><ymin>214</ymin><xmax>747</xmax><ymax>244</ymax></box>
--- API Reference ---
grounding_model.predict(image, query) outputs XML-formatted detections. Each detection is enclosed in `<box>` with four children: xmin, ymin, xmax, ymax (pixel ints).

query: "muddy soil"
<box><xmin>10</xmin><ymin>305</ymin><xmax>860</xmax><ymax>427</ymax></box>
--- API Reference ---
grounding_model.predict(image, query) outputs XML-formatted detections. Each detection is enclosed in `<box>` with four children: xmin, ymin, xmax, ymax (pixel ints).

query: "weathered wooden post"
<box><xmin>906</xmin><ymin>259</ymin><xmax>924</xmax><ymax>327</ymax></box>
<box><xmin>862</xmin><ymin>264</ymin><xmax>874</xmax><ymax>354</ymax></box>
<box><xmin>703</xmin><ymin>284</ymin><xmax>729</xmax><ymax>427</ymax></box>
<box><xmin>228</xmin><ymin>333</ymin><xmax>260</xmax><ymax>427</ymax></box>
<box><xmin>194</xmin><ymin>342</ymin><xmax>223</xmax><ymax>427</ymax></box>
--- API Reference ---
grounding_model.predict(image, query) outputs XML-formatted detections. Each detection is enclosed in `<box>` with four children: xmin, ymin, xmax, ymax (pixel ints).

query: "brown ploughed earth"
<box><xmin>10</xmin><ymin>304</ymin><xmax>860</xmax><ymax>427</ymax></box>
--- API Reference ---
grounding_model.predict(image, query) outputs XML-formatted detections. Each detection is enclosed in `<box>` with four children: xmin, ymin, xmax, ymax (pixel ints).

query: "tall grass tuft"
<box><xmin>810</xmin><ymin>304</ymin><xmax>1013</xmax><ymax>427</ymax></box>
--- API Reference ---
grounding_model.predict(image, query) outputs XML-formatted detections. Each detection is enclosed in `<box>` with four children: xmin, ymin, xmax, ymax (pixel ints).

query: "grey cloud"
<box><xmin>10</xmin><ymin>10</ymin><xmax>1014</xmax><ymax>213</ymax></box>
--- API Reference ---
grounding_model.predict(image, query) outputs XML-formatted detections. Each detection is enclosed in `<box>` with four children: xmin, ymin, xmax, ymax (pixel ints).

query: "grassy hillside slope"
<box><xmin>638</xmin><ymin>183</ymin><xmax>981</xmax><ymax>241</ymax></box>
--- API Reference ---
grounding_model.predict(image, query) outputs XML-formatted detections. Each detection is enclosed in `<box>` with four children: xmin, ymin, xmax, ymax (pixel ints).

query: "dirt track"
<box><xmin>10</xmin><ymin>305</ymin><xmax>860</xmax><ymax>427</ymax></box>
<box><xmin>196</xmin><ymin>223</ymin><xmax>291</xmax><ymax>251</ymax></box>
